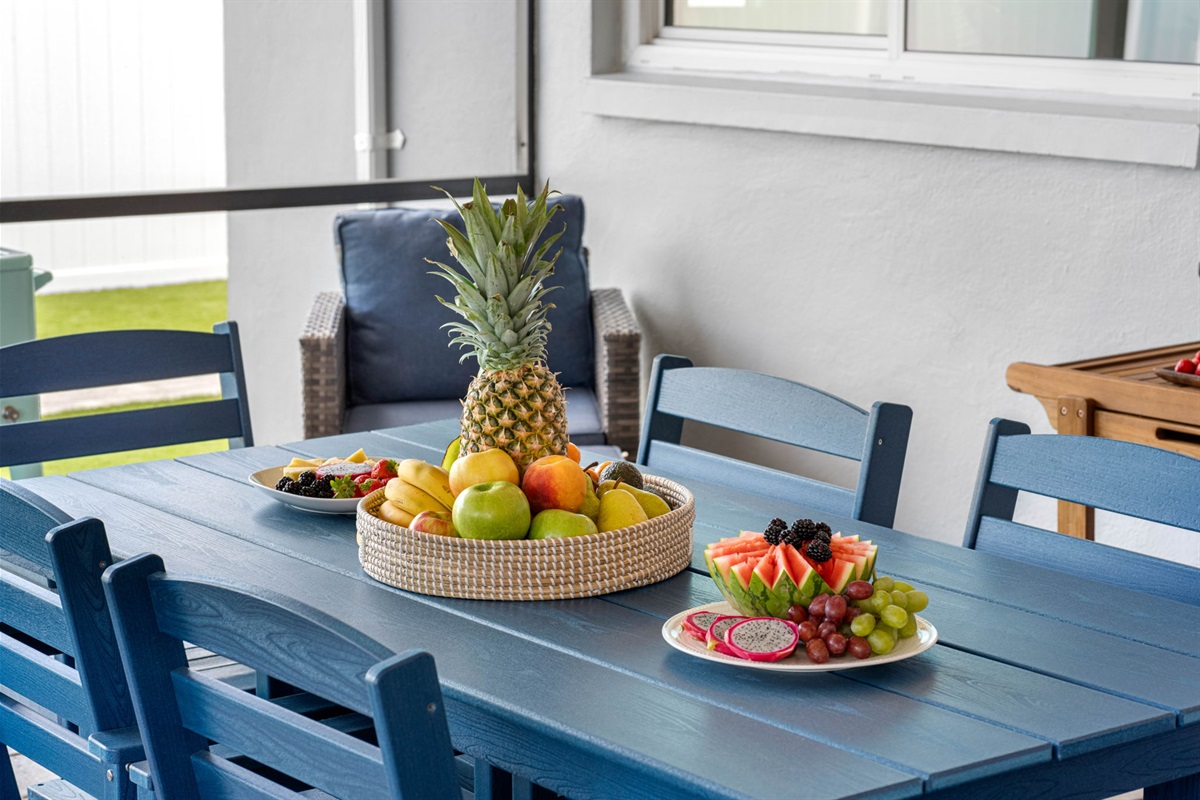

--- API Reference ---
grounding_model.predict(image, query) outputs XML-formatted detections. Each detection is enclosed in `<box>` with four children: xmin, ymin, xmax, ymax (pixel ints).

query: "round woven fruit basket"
<box><xmin>357</xmin><ymin>475</ymin><xmax>695</xmax><ymax>601</ymax></box>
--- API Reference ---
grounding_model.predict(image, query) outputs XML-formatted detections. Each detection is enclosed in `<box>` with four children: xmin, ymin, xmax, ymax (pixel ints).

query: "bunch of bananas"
<box><xmin>377</xmin><ymin>459</ymin><xmax>455</xmax><ymax>528</ymax></box>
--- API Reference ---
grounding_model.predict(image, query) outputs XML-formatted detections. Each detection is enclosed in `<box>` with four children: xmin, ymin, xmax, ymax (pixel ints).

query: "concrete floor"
<box><xmin>8</xmin><ymin>749</ymin><xmax>56</xmax><ymax>799</ymax></box>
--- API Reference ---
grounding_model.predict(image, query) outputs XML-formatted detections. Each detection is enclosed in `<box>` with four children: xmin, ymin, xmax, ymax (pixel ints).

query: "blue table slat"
<box><xmin>26</xmin><ymin>421</ymin><xmax>1200</xmax><ymax>800</ymax></box>
<box><xmin>25</xmin><ymin>476</ymin><xmax>923</xmax><ymax>800</ymax></box>
<box><xmin>53</xmin><ymin>459</ymin><xmax>1095</xmax><ymax>791</ymax></box>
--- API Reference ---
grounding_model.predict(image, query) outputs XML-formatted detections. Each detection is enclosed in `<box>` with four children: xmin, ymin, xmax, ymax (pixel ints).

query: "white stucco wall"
<box><xmin>225</xmin><ymin>1</ymin><xmax>1200</xmax><ymax>564</ymax></box>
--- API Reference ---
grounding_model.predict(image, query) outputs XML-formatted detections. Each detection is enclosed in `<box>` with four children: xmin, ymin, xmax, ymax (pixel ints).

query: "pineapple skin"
<box><xmin>460</xmin><ymin>362</ymin><xmax>569</xmax><ymax>473</ymax></box>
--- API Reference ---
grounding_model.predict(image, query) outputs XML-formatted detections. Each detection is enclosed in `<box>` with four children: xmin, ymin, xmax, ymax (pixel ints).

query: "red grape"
<box><xmin>808</xmin><ymin>594</ymin><xmax>830</xmax><ymax>619</ymax></box>
<box><xmin>847</xmin><ymin>636</ymin><xmax>871</xmax><ymax>659</ymax></box>
<box><xmin>797</xmin><ymin>620</ymin><xmax>818</xmax><ymax>642</ymax></box>
<box><xmin>817</xmin><ymin>620</ymin><xmax>838</xmax><ymax>640</ymax></box>
<box><xmin>805</xmin><ymin>638</ymin><xmax>830</xmax><ymax>664</ymax></box>
<box><xmin>846</xmin><ymin>580</ymin><xmax>873</xmax><ymax>600</ymax></box>
<box><xmin>844</xmin><ymin>606</ymin><xmax>862</xmax><ymax>623</ymax></box>
<box><xmin>787</xmin><ymin>604</ymin><xmax>808</xmax><ymax>624</ymax></box>
<box><xmin>825</xmin><ymin>594</ymin><xmax>848</xmax><ymax>624</ymax></box>
<box><xmin>826</xmin><ymin>632</ymin><xmax>848</xmax><ymax>656</ymax></box>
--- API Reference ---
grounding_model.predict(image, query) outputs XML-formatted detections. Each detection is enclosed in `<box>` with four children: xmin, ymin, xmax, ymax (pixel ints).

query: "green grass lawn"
<box><xmin>36</xmin><ymin>279</ymin><xmax>227</xmax><ymax>338</ymax></box>
<box><xmin>3</xmin><ymin>281</ymin><xmax>230</xmax><ymax>479</ymax></box>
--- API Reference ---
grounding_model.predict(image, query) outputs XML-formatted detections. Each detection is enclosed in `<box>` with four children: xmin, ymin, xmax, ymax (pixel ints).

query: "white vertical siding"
<box><xmin>0</xmin><ymin>0</ymin><xmax>227</xmax><ymax>292</ymax></box>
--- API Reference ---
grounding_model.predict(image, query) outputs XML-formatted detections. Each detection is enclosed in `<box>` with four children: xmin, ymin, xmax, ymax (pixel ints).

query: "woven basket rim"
<box><xmin>357</xmin><ymin>473</ymin><xmax>694</xmax><ymax>600</ymax></box>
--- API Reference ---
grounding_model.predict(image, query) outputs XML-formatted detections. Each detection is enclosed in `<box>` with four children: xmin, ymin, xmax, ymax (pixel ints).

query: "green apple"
<box><xmin>528</xmin><ymin>509</ymin><xmax>599</xmax><ymax>539</ymax></box>
<box><xmin>452</xmin><ymin>481</ymin><xmax>531</xmax><ymax>540</ymax></box>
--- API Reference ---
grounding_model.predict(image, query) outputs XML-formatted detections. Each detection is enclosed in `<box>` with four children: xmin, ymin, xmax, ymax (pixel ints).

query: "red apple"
<box><xmin>1174</xmin><ymin>358</ymin><xmax>1197</xmax><ymax>375</ymax></box>
<box><xmin>521</xmin><ymin>455</ymin><xmax>589</xmax><ymax>515</ymax></box>
<box><xmin>409</xmin><ymin>510</ymin><xmax>457</xmax><ymax>538</ymax></box>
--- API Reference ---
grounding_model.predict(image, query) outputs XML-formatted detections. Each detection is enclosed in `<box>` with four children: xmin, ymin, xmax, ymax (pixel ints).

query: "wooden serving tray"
<box><xmin>1153</xmin><ymin>367</ymin><xmax>1200</xmax><ymax>388</ymax></box>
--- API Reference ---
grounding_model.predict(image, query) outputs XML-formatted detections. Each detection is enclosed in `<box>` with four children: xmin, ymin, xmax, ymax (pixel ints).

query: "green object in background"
<box><xmin>36</xmin><ymin>280</ymin><xmax>227</xmax><ymax>339</ymax></box>
<box><xmin>1</xmin><ymin>248</ymin><xmax>54</xmax><ymax>479</ymax></box>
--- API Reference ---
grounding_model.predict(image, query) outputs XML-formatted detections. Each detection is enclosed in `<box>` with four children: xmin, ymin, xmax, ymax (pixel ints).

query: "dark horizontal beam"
<box><xmin>0</xmin><ymin>175</ymin><xmax>534</xmax><ymax>223</ymax></box>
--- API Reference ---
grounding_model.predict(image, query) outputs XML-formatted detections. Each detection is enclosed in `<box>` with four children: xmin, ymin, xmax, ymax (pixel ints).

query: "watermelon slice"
<box><xmin>706</xmin><ymin>528</ymin><xmax>880</xmax><ymax>618</ymax></box>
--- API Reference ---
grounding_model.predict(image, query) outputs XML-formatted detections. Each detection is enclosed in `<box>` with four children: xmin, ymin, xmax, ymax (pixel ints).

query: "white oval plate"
<box><xmin>662</xmin><ymin>601</ymin><xmax>937</xmax><ymax>672</ymax></box>
<box><xmin>248</xmin><ymin>465</ymin><xmax>367</xmax><ymax>515</ymax></box>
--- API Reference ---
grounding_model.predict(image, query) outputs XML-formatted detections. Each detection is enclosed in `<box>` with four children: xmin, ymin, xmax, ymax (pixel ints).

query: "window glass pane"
<box><xmin>907</xmin><ymin>0</ymin><xmax>1111</xmax><ymax>59</ymax></box>
<box><xmin>908</xmin><ymin>0</ymin><xmax>1199</xmax><ymax>64</ymax></box>
<box><xmin>670</xmin><ymin>0</ymin><xmax>888</xmax><ymax>36</ymax></box>
<box><xmin>1124</xmin><ymin>0</ymin><xmax>1200</xmax><ymax>64</ymax></box>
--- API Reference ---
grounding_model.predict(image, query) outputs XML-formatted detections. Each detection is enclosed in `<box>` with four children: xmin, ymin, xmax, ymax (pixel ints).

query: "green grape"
<box><xmin>881</xmin><ymin>604</ymin><xmax>908</xmax><ymax>629</ymax></box>
<box><xmin>892</xmin><ymin>580</ymin><xmax>914</xmax><ymax>592</ymax></box>
<box><xmin>889</xmin><ymin>590</ymin><xmax>908</xmax><ymax>609</ymax></box>
<box><xmin>899</xmin><ymin>616</ymin><xmax>918</xmax><ymax>639</ymax></box>
<box><xmin>905</xmin><ymin>590</ymin><xmax>929</xmax><ymax>613</ymax></box>
<box><xmin>873</xmin><ymin>576</ymin><xmax>895</xmax><ymax>593</ymax></box>
<box><xmin>869</xmin><ymin>590</ymin><xmax>892</xmax><ymax>614</ymax></box>
<box><xmin>850</xmin><ymin>613</ymin><xmax>876</xmax><ymax>637</ymax></box>
<box><xmin>867</xmin><ymin>628</ymin><xmax>895</xmax><ymax>655</ymax></box>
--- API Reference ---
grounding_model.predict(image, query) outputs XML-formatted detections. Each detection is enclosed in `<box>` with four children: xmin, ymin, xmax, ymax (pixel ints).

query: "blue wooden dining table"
<box><xmin>14</xmin><ymin>418</ymin><xmax>1200</xmax><ymax>800</ymax></box>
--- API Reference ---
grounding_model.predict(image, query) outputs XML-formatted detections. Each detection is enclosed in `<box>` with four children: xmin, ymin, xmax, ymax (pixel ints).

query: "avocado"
<box><xmin>598</xmin><ymin>461</ymin><xmax>644</xmax><ymax>490</ymax></box>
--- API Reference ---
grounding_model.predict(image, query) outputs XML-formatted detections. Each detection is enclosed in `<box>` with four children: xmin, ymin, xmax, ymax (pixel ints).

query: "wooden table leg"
<box><xmin>1056</xmin><ymin>395</ymin><xmax>1095</xmax><ymax>540</ymax></box>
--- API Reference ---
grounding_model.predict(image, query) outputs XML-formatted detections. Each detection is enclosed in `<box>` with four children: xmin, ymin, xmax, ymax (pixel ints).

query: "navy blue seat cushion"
<box><xmin>343</xmin><ymin>385</ymin><xmax>609</xmax><ymax>447</ymax></box>
<box><xmin>336</xmin><ymin>194</ymin><xmax>594</xmax><ymax>405</ymax></box>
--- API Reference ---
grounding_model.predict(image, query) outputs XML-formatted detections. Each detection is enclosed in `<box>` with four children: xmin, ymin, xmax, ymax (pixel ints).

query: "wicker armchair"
<box><xmin>301</xmin><ymin>287</ymin><xmax>641</xmax><ymax>454</ymax></box>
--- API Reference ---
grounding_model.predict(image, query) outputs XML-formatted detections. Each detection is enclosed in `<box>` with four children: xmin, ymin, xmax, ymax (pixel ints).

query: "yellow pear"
<box><xmin>617</xmin><ymin>484</ymin><xmax>671</xmax><ymax>519</ymax></box>
<box><xmin>597</xmin><ymin>488</ymin><xmax>648</xmax><ymax>532</ymax></box>
<box><xmin>580</xmin><ymin>479</ymin><xmax>600</xmax><ymax>521</ymax></box>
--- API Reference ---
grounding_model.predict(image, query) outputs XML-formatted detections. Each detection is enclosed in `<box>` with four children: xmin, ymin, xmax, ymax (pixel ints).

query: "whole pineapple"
<box><xmin>428</xmin><ymin>179</ymin><xmax>570</xmax><ymax>472</ymax></box>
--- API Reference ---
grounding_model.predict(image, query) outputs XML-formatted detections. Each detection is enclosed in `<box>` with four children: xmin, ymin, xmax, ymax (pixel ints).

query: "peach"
<box><xmin>521</xmin><ymin>455</ymin><xmax>589</xmax><ymax>515</ymax></box>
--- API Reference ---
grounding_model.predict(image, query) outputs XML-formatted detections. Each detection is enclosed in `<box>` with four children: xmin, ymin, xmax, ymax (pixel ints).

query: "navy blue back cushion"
<box><xmin>336</xmin><ymin>194</ymin><xmax>593</xmax><ymax>404</ymax></box>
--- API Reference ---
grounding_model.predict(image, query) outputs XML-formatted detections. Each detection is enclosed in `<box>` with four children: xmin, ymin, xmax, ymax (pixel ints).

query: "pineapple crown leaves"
<box><xmin>426</xmin><ymin>179</ymin><xmax>566</xmax><ymax>372</ymax></box>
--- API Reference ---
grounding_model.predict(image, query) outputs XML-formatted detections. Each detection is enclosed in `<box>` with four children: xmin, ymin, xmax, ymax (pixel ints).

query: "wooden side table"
<box><xmin>1006</xmin><ymin>341</ymin><xmax>1200</xmax><ymax>540</ymax></box>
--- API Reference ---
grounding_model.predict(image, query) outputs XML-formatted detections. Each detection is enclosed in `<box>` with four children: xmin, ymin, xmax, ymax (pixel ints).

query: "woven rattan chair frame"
<box><xmin>301</xmin><ymin>286</ymin><xmax>642</xmax><ymax>454</ymax></box>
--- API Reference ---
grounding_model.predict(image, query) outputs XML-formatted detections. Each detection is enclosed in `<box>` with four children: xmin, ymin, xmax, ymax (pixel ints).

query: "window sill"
<box><xmin>582</xmin><ymin>70</ymin><xmax>1200</xmax><ymax>169</ymax></box>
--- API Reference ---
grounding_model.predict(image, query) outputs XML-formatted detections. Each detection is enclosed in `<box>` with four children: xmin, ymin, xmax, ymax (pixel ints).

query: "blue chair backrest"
<box><xmin>335</xmin><ymin>194</ymin><xmax>594</xmax><ymax>405</ymax></box>
<box><xmin>0</xmin><ymin>321</ymin><xmax>253</xmax><ymax>468</ymax></box>
<box><xmin>964</xmin><ymin>418</ymin><xmax>1200</xmax><ymax>604</ymax></box>
<box><xmin>102</xmin><ymin>553</ymin><xmax>460</xmax><ymax>800</ymax></box>
<box><xmin>0</xmin><ymin>478</ymin><xmax>138</xmax><ymax>797</ymax></box>
<box><xmin>636</xmin><ymin>354</ymin><xmax>913</xmax><ymax>528</ymax></box>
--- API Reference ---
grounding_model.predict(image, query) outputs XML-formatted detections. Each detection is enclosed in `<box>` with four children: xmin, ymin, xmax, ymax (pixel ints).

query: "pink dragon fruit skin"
<box><xmin>682</xmin><ymin>611</ymin><xmax>721</xmax><ymax>642</ymax></box>
<box><xmin>724</xmin><ymin>617</ymin><xmax>799</xmax><ymax>662</ymax></box>
<box><xmin>705</xmin><ymin>614</ymin><xmax>748</xmax><ymax>656</ymax></box>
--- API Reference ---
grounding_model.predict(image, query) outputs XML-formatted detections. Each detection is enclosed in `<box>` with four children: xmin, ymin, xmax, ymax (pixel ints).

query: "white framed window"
<box><xmin>585</xmin><ymin>0</ymin><xmax>1200</xmax><ymax>168</ymax></box>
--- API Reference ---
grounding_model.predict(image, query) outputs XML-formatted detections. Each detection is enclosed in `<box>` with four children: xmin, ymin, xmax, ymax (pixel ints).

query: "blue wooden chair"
<box><xmin>1</xmin><ymin>478</ymin><xmax>143</xmax><ymax>800</ymax></box>
<box><xmin>0</xmin><ymin>321</ymin><xmax>253</xmax><ymax>470</ymax></box>
<box><xmin>636</xmin><ymin>354</ymin><xmax>913</xmax><ymax>528</ymax></box>
<box><xmin>964</xmin><ymin>418</ymin><xmax>1200</xmax><ymax>604</ymax></box>
<box><xmin>101</xmin><ymin>552</ymin><xmax>461</xmax><ymax>800</ymax></box>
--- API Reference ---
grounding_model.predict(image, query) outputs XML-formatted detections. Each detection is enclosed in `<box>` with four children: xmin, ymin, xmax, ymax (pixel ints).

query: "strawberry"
<box><xmin>370</xmin><ymin>459</ymin><xmax>399</xmax><ymax>482</ymax></box>
<box><xmin>354</xmin><ymin>476</ymin><xmax>384</xmax><ymax>497</ymax></box>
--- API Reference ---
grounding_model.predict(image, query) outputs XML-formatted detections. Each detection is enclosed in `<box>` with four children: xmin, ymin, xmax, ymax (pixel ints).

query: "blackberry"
<box><xmin>297</xmin><ymin>470</ymin><xmax>317</xmax><ymax>487</ymax></box>
<box><xmin>806</xmin><ymin>540</ymin><xmax>833</xmax><ymax>563</ymax></box>
<box><xmin>815</xmin><ymin>521</ymin><xmax>832</xmax><ymax>537</ymax></box>
<box><xmin>275</xmin><ymin>477</ymin><xmax>296</xmax><ymax>492</ymax></box>
<box><xmin>789</xmin><ymin>519</ymin><xmax>819</xmax><ymax>542</ymax></box>
<box><xmin>299</xmin><ymin>484</ymin><xmax>322</xmax><ymax>498</ymax></box>
<box><xmin>814</xmin><ymin>529</ymin><xmax>832</xmax><ymax>544</ymax></box>
<box><xmin>763</xmin><ymin>518</ymin><xmax>788</xmax><ymax>545</ymax></box>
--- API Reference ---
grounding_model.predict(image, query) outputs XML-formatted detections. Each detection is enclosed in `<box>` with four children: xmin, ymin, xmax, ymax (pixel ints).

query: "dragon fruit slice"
<box><xmin>682</xmin><ymin>610</ymin><xmax>721</xmax><ymax>642</ymax></box>
<box><xmin>724</xmin><ymin>617</ymin><xmax>799</xmax><ymax>662</ymax></box>
<box><xmin>705</xmin><ymin>614</ymin><xmax>748</xmax><ymax>656</ymax></box>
